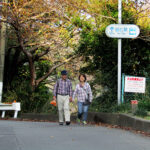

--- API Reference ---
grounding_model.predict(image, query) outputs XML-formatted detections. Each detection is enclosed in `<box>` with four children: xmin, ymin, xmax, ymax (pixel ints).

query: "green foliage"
<box><xmin>3</xmin><ymin>59</ymin><xmax>54</xmax><ymax>113</ymax></box>
<box><xmin>78</xmin><ymin>28</ymin><xmax>118</xmax><ymax>98</ymax></box>
<box><xmin>89</xmin><ymin>94</ymin><xmax>131</xmax><ymax>113</ymax></box>
<box><xmin>76</xmin><ymin>2</ymin><xmax>150</xmax><ymax>110</ymax></box>
<box><xmin>138</xmin><ymin>100</ymin><xmax>150</xmax><ymax>111</ymax></box>
<box><xmin>71</xmin><ymin>16</ymin><xmax>83</xmax><ymax>28</ymax></box>
<box><xmin>105</xmin><ymin>3</ymin><xmax>118</xmax><ymax>19</ymax></box>
<box><xmin>134</xmin><ymin>108</ymin><xmax>147</xmax><ymax>117</ymax></box>
<box><xmin>2</xmin><ymin>0</ymin><xmax>150</xmax><ymax>114</ymax></box>
<box><xmin>35</xmin><ymin>60</ymin><xmax>52</xmax><ymax>79</ymax></box>
<box><xmin>112</xmin><ymin>103</ymin><xmax>131</xmax><ymax>113</ymax></box>
<box><xmin>41</xmin><ymin>100</ymin><xmax>57</xmax><ymax>114</ymax></box>
<box><xmin>3</xmin><ymin>79</ymin><xmax>53</xmax><ymax>113</ymax></box>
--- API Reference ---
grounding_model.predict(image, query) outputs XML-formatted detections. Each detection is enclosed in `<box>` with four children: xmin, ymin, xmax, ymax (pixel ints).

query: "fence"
<box><xmin>121</xmin><ymin>74</ymin><xmax>150</xmax><ymax>103</ymax></box>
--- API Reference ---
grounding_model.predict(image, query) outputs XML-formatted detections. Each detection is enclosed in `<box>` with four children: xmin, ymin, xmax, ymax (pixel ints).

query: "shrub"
<box><xmin>3</xmin><ymin>80</ymin><xmax>53</xmax><ymax>113</ymax></box>
<box><xmin>138</xmin><ymin>100</ymin><xmax>150</xmax><ymax>111</ymax></box>
<box><xmin>89</xmin><ymin>91</ymin><xmax>130</xmax><ymax>113</ymax></box>
<box><xmin>134</xmin><ymin>108</ymin><xmax>147</xmax><ymax>117</ymax></box>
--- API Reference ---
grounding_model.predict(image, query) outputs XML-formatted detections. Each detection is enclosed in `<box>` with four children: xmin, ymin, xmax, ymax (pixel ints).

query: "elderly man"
<box><xmin>53</xmin><ymin>70</ymin><xmax>72</xmax><ymax>125</ymax></box>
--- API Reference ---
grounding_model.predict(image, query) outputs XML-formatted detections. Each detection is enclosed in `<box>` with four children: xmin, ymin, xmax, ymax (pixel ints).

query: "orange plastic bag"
<box><xmin>50</xmin><ymin>100</ymin><xmax>57</xmax><ymax>106</ymax></box>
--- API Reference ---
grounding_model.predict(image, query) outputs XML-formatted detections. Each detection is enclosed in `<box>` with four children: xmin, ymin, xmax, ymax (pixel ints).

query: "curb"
<box><xmin>88</xmin><ymin>112</ymin><xmax>150</xmax><ymax>133</ymax></box>
<box><xmin>20</xmin><ymin>112</ymin><xmax>150</xmax><ymax>133</ymax></box>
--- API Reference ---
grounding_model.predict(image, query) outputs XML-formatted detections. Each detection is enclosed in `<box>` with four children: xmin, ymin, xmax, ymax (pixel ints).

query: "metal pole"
<box><xmin>121</xmin><ymin>73</ymin><xmax>125</xmax><ymax>104</ymax></box>
<box><xmin>0</xmin><ymin>0</ymin><xmax>7</xmax><ymax>102</ymax></box>
<box><xmin>118</xmin><ymin>0</ymin><xmax>122</xmax><ymax>105</ymax></box>
<box><xmin>0</xmin><ymin>22</ymin><xmax>6</xmax><ymax>103</ymax></box>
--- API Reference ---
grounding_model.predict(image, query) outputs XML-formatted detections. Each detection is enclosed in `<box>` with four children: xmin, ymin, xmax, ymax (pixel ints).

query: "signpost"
<box><xmin>105</xmin><ymin>24</ymin><xmax>140</xmax><ymax>39</ymax></box>
<box><xmin>105</xmin><ymin>0</ymin><xmax>140</xmax><ymax>105</ymax></box>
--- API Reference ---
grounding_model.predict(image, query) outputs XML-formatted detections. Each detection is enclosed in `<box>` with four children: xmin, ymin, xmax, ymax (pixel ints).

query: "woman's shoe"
<box><xmin>83</xmin><ymin>121</ymin><xmax>87</xmax><ymax>125</ymax></box>
<box><xmin>76</xmin><ymin>118</ymin><xmax>81</xmax><ymax>124</ymax></box>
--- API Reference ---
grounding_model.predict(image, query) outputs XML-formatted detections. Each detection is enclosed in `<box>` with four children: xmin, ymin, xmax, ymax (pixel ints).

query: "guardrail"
<box><xmin>0</xmin><ymin>102</ymin><xmax>21</xmax><ymax>118</ymax></box>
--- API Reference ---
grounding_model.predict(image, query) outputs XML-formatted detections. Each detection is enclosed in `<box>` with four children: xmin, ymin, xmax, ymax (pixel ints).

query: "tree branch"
<box><xmin>28</xmin><ymin>46</ymin><xmax>39</xmax><ymax>53</ymax></box>
<box><xmin>35</xmin><ymin>55</ymin><xmax>78</xmax><ymax>86</ymax></box>
<box><xmin>33</xmin><ymin>47</ymin><xmax>50</xmax><ymax>61</ymax></box>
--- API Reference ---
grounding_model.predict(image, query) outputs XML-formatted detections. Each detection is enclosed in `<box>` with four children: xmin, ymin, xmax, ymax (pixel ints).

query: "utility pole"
<box><xmin>117</xmin><ymin>0</ymin><xmax>122</xmax><ymax>105</ymax></box>
<box><xmin>0</xmin><ymin>0</ymin><xmax>7</xmax><ymax>102</ymax></box>
<box><xmin>106</xmin><ymin>0</ymin><xmax>140</xmax><ymax>105</ymax></box>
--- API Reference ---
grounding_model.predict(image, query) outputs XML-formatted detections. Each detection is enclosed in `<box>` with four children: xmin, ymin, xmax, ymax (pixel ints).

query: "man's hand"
<box><xmin>69</xmin><ymin>97</ymin><xmax>72</xmax><ymax>102</ymax></box>
<box><xmin>53</xmin><ymin>96</ymin><xmax>56</xmax><ymax>101</ymax></box>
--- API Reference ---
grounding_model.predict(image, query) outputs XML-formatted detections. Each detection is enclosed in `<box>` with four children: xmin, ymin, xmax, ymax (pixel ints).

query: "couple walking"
<box><xmin>53</xmin><ymin>70</ymin><xmax>93</xmax><ymax>126</ymax></box>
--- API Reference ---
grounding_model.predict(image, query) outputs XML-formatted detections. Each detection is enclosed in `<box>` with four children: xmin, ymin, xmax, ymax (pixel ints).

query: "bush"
<box><xmin>41</xmin><ymin>99</ymin><xmax>57</xmax><ymax>114</ymax></box>
<box><xmin>134</xmin><ymin>108</ymin><xmax>147</xmax><ymax>117</ymax></box>
<box><xmin>138</xmin><ymin>100</ymin><xmax>150</xmax><ymax>111</ymax></box>
<box><xmin>89</xmin><ymin>91</ymin><xmax>130</xmax><ymax>113</ymax></box>
<box><xmin>111</xmin><ymin>103</ymin><xmax>131</xmax><ymax>113</ymax></box>
<box><xmin>3</xmin><ymin>80</ymin><xmax>53</xmax><ymax>113</ymax></box>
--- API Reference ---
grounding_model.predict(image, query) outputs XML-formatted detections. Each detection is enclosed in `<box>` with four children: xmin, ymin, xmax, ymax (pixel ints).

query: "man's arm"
<box><xmin>53</xmin><ymin>80</ymin><xmax>58</xmax><ymax>100</ymax></box>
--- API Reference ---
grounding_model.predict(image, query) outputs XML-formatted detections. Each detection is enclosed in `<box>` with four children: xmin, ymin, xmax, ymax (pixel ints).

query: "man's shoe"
<box><xmin>59</xmin><ymin>122</ymin><xmax>63</xmax><ymax>125</ymax></box>
<box><xmin>66</xmin><ymin>121</ymin><xmax>70</xmax><ymax>125</ymax></box>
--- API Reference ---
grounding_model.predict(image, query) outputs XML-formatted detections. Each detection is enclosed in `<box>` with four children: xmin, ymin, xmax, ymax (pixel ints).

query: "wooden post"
<box><xmin>131</xmin><ymin>100</ymin><xmax>138</xmax><ymax>114</ymax></box>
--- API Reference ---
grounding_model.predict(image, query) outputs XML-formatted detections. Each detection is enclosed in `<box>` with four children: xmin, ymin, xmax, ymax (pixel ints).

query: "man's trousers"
<box><xmin>57</xmin><ymin>95</ymin><xmax>70</xmax><ymax>123</ymax></box>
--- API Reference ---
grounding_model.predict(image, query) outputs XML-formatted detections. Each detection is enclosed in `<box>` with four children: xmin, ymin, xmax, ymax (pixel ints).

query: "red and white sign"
<box><xmin>131</xmin><ymin>100</ymin><xmax>138</xmax><ymax>104</ymax></box>
<box><xmin>124</xmin><ymin>76</ymin><xmax>146</xmax><ymax>93</ymax></box>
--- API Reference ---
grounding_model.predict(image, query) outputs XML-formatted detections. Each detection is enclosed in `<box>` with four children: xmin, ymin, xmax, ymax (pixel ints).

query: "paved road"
<box><xmin>0</xmin><ymin>120</ymin><xmax>150</xmax><ymax>150</ymax></box>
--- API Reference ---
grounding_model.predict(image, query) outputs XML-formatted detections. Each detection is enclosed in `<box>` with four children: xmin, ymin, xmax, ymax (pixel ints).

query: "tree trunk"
<box><xmin>28</xmin><ymin>56</ymin><xmax>36</xmax><ymax>91</ymax></box>
<box><xmin>9</xmin><ymin>47</ymin><xmax>21</xmax><ymax>84</ymax></box>
<box><xmin>15</xmin><ymin>28</ymin><xmax>37</xmax><ymax>91</ymax></box>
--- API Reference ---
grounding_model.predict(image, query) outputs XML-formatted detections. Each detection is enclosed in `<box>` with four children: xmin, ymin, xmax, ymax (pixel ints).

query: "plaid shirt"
<box><xmin>53</xmin><ymin>78</ymin><xmax>72</xmax><ymax>97</ymax></box>
<box><xmin>73</xmin><ymin>82</ymin><xmax>93</xmax><ymax>102</ymax></box>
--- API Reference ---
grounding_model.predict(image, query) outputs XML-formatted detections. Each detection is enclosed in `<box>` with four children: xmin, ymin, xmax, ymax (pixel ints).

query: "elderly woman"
<box><xmin>73</xmin><ymin>74</ymin><xmax>93</xmax><ymax>125</ymax></box>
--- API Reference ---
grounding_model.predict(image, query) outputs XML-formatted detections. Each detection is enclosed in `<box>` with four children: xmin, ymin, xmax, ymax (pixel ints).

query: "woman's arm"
<box><xmin>72</xmin><ymin>84</ymin><xmax>78</xmax><ymax>101</ymax></box>
<box><xmin>87</xmin><ymin>83</ymin><xmax>93</xmax><ymax>102</ymax></box>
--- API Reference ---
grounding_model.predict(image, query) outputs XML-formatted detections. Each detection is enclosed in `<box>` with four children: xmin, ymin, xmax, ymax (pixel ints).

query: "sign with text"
<box><xmin>124</xmin><ymin>76</ymin><xmax>146</xmax><ymax>93</ymax></box>
<box><xmin>105</xmin><ymin>24</ymin><xmax>140</xmax><ymax>38</ymax></box>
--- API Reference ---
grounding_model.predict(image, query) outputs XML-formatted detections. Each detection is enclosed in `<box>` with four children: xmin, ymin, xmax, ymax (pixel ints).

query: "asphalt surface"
<box><xmin>0</xmin><ymin>120</ymin><xmax>150</xmax><ymax>150</ymax></box>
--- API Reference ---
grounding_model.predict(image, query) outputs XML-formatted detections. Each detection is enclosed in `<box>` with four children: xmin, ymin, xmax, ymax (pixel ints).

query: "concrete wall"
<box><xmin>88</xmin><ymin>112</ymin><xmax>150</xmax><ymax>133</ymax></box>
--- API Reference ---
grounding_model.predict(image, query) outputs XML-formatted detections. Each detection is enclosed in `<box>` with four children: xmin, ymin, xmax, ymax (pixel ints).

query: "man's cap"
<box><xmin>61</xmin><ymin>70</ymin><xmax>67</xmax><ymax>75</ymax></box>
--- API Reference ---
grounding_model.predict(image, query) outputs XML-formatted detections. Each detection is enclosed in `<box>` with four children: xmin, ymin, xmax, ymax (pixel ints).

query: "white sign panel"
<box><xmin>105</xmin><ymin>24</ymin><xmax>140</xmax><ymax>38</ymax></box>
<box><xmin>124</xmin><ymin>76</ymin><xmax>146</xmax><ymax>93</ymax></box>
